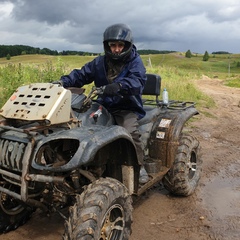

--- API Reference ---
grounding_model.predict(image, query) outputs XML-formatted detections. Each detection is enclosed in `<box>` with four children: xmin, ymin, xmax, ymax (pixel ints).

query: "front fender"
<box><xmin>32</xmin><ymin>125</ymin><xmax>136</xmax><ymax>171</ymax></box>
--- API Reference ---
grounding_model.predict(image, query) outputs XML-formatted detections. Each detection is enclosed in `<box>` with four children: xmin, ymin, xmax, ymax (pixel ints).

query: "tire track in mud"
<box><xmin>189</xmin><ymin>77</ymin><xmax>240</xmax><ymax>240</ymax></box>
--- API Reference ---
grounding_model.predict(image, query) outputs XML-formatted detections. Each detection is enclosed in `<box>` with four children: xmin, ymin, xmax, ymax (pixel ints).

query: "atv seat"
<box><xmin>139</xmin><ymin>74</ymin><xmax>162</xmax><ymax>125</ymax></box>
<box><xmin>142</xmin><ymin>74</ymin><xmax>161</xmax><ymax>105</ymax></box>
<box><xmin>138</xmin><ymin>107</ymin><xmax>161</xmax><ymax>125</ymax></box>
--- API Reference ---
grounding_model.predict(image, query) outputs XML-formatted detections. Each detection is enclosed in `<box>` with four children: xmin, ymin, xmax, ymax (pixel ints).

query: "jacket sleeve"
<box><xmin>116</xmin><ymin>55</ymin><xmax>147</xmax><ymax>96</ymax></box>
<box><xmin>60</xmin><ymin>57</ymin><xmax>99</xmax><ymax>88</ymax></box>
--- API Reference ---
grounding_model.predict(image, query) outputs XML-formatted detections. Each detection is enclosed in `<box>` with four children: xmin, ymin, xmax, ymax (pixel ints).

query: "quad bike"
<box><xmin>0</xmin><ymin>73</ymin><xmax>201</xmax><ymax>239</ymax></box>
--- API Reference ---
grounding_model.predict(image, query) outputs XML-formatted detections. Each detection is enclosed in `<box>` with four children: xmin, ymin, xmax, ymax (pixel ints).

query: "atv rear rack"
<box><xmin>165</xmin><ymin>100</ymin><xmax>196</xmax><ymax>110</ymax></box>
<box><xmin>142</xmin><ymin>74</ymin><xmax>196</xmax><ymax>110</ymax></box>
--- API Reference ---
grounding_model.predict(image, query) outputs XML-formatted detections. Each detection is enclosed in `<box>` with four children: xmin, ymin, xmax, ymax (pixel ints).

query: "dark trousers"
<box><xmin>112</xmin><ymin>110</ymin><xmax>144</xmax><ymax>165</ymax></box>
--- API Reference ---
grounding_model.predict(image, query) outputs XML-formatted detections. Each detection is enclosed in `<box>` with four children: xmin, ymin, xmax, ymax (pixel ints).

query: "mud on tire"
<box><xmin>0</xmin><ymin>184</ymin><xmax>34</xmax><ymax>233</ymax></box>
<box><xmin>163</xmin><ymin>133</ymin><xmax>202</xmax><ymax>196</ymax></box>
<box><xmin>63</xmin><ymin>177</ymin><xmax>133</xmax><ymax>240</ymax></box>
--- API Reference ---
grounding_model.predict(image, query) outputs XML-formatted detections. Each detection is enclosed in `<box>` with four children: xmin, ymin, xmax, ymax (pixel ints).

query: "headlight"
<box><xmin>35</xmin><ymin>139</ymin><xmax>80</xmax><ymax>168</ymax></box>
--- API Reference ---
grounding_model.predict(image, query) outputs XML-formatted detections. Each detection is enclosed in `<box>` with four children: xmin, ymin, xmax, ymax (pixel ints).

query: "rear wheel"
<box><xmin>163</xmin><ymin>133</ymin><xmax>202</xmax><ymax>196</ymax></box>
<box><xmin>0</xmin><ymin>184</ymin><xmax>34</xmax><ymax>233</ymax></box>
<box><xmin>63</xmin><ymin>177</ymin><xmax>133</xmax><ymax>240</ymax></box>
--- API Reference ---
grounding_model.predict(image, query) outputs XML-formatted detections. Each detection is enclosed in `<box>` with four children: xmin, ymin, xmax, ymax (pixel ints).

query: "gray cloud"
<box><xmin>1</xmin><ymin>0</ymin><xmax>240</xmax><ymax>53</ymax></box>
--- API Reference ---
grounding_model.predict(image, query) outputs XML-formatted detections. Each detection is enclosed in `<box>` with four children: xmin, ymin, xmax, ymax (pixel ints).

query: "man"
<box><xmin>58</xmin><ymin>23</ymin><xmax>149</xmax><ymax>183</ymax></box>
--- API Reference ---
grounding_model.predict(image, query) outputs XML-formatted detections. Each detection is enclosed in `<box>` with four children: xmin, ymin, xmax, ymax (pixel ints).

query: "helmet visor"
<box><xmin>103</xmin><ymin>24</ymin><xmax>133</xmax><ymax>43</ymax></box>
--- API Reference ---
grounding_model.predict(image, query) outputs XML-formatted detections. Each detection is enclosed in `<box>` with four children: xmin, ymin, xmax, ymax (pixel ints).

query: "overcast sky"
<box><xmin>0</xmin><ymin>0</ymin><xmax>240</xmax><ymax>54</ymax></box>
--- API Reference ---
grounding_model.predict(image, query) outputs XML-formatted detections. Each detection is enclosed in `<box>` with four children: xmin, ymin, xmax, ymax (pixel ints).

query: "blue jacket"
<box><xmin>61</xmin><ymin>45</ymin><xmax>147</xmax><ymax>119</ymax></box>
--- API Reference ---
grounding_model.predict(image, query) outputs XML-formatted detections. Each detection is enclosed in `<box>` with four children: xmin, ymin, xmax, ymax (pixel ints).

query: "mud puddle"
<box><xmin>202</xmin><ymin>176</ymin><xmax>240</xmax><ymax>218</ymax></box>
<box><xmin>199</xmin><ymin>162</ymin><xmax>240</xmax><ymax>239</ymax></box>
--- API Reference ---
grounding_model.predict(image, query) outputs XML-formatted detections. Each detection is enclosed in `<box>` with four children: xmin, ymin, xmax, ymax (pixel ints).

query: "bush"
<box><xmin>6</xmin><ymin>54</ymin><xmax>11</xmax><ymax>60</ymax></box>
<box><xmin>203</xmin><ymin>51</ymin><xmax>209</xmax><ymax>61</ymax></box>
<box><xmin>185</xmin><ymin>50</ymin><xmax>192</xmax><ymax>58</ymax></box>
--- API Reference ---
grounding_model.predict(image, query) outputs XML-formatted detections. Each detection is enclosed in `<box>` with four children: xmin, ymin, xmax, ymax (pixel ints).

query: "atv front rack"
<box><xmin>0</xmin><ymin>83</ymin><xmax>72</xmax><ymax>125</ymax></box>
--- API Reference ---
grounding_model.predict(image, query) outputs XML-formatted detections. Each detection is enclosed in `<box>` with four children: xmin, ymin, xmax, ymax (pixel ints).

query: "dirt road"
<box><xmin>1</xmin><ymin>76</ymin><xmax>240</xmax><ymax>240</ymax></box>
<box><xmin>130</xmin><ymin>76</ymin><xmax>240</xmax><ymax>240</ymax></box>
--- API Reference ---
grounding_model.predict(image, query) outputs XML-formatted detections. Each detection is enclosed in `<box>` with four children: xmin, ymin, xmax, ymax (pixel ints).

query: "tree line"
<box><xmin>0</xmin><ymin>45</ymin><xmax>100</xmax><ymax>58</ymax></box>
<box><xmin>0</xmin><ymin>44</ymin><xmax>234</xmax><ymax>60</ymax></box>
<box><xmin>0</xmin><ymin>45</ymin><xmax>178</xmax><ymax>59</ymax></box>
<box><xmin>0</xmin><ymin>45</ymin><xmax>57</xmax><ymax>58</ymax></box>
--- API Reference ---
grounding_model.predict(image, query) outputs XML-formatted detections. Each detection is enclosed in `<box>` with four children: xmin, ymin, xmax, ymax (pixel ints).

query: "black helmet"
<box><xmin>103</xmin><ymin>23</ymin><xmax>133</xmax><ymax>61</ymax></box>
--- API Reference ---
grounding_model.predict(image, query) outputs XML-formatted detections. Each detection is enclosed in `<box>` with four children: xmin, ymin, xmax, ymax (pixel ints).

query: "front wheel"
<box><xmin>63</xmin><ymin>177</ymin><xmax>133</xmax><ymax>240</ymax></box>
<box><xmin>0</xmin><ymin>184</ymin><xmax>34</xmax><ymax>233</ymax></box>
<box><xmin>163</xmin><ymin>133</ymin><xmax>202</xmax><ymax>196</ymax></box>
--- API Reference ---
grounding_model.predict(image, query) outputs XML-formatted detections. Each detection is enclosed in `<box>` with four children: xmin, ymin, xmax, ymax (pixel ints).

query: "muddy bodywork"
<box><xmin>0</xmin><ymin>75</ymin><xmax>201</xmax><ymax>237</ymax></box>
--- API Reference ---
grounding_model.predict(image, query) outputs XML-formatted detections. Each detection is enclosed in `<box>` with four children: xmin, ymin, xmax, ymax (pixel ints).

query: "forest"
<box><xmin>0</xmin><ymin>45</ymin><xmax>183</xmax><ymax>58</ymax></box>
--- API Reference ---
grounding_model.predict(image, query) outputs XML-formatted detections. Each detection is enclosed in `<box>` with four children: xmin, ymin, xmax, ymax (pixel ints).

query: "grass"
<box><xmin>142</xmin><ymin>53</ymin><xmax>240</xmax><ymax>79</ymax></box>
<box><xmin>225</xmin><ymin>78</ymin><xmax>240</xmax><ymax>88</ymax></box>
<box><xmin>145</xmin><ymin>65</ymin><xmax>215</xmax><ymax>109</ymax></box>
<box><xmin>0</xmin><ymin>53</ymin><xmax>239</xmax><ymax>110</ymax></box>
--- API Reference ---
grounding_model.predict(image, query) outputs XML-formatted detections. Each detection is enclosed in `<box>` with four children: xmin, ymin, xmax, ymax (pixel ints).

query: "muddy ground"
<box><xmin>1</xmin><ymin>76</ymin><xmax>240</xmax><ymax>240</ymax></box>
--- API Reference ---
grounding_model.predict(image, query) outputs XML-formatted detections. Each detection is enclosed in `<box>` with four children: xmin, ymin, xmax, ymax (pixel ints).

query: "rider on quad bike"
<box><xmin>0</xmin><ymin>23</ymin><xmax>201</xmax><ymax>240</ymax></box>
<box><xmin>56</xmin><ymin>23</ymin><xmax>149</xmax><ymax>183</ymax></box>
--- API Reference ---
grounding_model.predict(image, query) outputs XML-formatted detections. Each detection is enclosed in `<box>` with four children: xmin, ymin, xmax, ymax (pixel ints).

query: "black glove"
<box><xmin>51</xmin><ymin>80</ymin><xmax>63</xmax><ymax>86</ymax></box>
<box><xmin>103</xmin><ymin>82</ymin><xmax>121</xmax><ymax>96</ymax></box>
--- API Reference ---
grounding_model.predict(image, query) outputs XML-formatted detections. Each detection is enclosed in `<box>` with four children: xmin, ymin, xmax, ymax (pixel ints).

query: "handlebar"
<box><xmin>87</xmin><ymin>86</ymin><xmax>105</xmax><ymax>98</ymax></box>
<box><xmin>81</xmin><ymin>86</ymin><xmax>105</xmax><ymax>109</ymax></box>
<box><xmin>82</xmin><ymin>86</ymin><xmax>123</xmax><ymax>111</ymax></box>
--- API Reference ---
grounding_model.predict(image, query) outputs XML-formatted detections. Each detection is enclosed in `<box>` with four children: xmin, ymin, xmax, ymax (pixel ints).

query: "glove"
<box><xmin>51</xmin><ymin>80</ymin><xmax>63</xmax><ymax>86</ymax></box>
<box><xmin>103</xmin><ymin>82</ymin><xmax>121</xmax><ymax>96</ymax></box>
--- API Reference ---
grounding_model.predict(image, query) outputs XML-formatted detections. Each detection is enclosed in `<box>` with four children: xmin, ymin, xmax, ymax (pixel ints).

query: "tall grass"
<box><xmin>0</xmin><ymin>58</ymin><xmax>71</xmax><ymax>105</ymax></box>
<box><xmin>146</xmin><ymin>65</ymin><xmax>214</xmax><ymax>109</ymax></box>
<box><xmin>1</xmin><ymin>53</ymin><xmax>237</xmax><ymax>109</ymax></box>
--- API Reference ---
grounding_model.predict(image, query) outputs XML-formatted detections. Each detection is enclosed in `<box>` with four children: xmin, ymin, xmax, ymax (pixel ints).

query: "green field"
<box><xmin>0</xmin><ymin>53</ymin><xmax>239</xmax><ymax>110</ymax></box>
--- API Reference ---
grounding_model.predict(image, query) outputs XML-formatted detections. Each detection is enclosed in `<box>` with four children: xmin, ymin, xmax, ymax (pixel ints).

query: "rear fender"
<box><xmin>148</xmin><ymin>107</ymin><xmax>199</xmax><ymax>168</ymax></box>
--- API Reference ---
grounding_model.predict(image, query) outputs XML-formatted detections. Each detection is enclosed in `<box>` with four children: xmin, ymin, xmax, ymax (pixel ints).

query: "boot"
<box><xmin>139</xmin><ymin>166</ymin><xmax>149</xmax><ymax>184</ymax></box>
